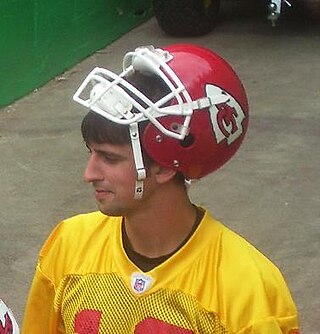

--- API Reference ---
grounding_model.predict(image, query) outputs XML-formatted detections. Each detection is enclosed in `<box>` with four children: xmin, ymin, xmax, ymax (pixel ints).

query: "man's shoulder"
<box><xmin>63</xmin><ymin>211</ymin><xmax>108</xmax><ymax>226</ymax></box>
<box><xmin>219</xmin><ymin>227</ymin><xmax>298</xmax><ymax>331</ymax></box>
<box><xmin>202</xmin><ymin>211</ymin><xmax>284</xmax><ymax>281</ymax></box>
<box><xmin>219</xmin><ymin>224</ymin><xmax>280</xmax><ymax>273</ymax></box>
<box><xmin>60</xmin><ymin>211</ymin><xmax>122</xmax><ymax>231</ymax></box>
<box><xmin>40</xmin><ymin>212</ymin><xmax>121</xmax><ymax>255</ymax></box>
<box><xmin>214</xmin><ymin>222</ymin><xmax>293</xmax><ymax>303</ymax></box>
<box><xmin>58</xmin><ymin>211</ymin><xmax>123</xmax><ymax>242</ymax></box>
<box><xmin>39</xmin><ymin>212</ymin><xmax>122</xmax><ymax>270</ymax></box>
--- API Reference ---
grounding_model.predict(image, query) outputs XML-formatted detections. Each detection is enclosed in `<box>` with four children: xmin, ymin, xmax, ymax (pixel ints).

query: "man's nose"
<box><xmin>83</xmin><ymin>153</ymin><xmax>103</xmax><ymax>183</ymax></box>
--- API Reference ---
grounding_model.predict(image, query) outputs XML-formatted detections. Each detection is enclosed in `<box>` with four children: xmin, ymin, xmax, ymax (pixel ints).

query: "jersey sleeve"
<box><xmin>21</xmin><ymin>213</ymin><xmax>106</xmax><ymax>334</ymax></box>
<box><xmin>218</xmin><ymin>225</ymin><xmax>300</xmax><ymax>334</ymax></box>
<box><xmin>21</xmin><ymin>264</ymin><xmax>63</xmax><ymax>334</ymax></box>
<box><xmin>237</xmin><ymin>315</ymin><xmax>299</xmax><ymax>334</ymax></box>
<box><xmin>22</xmin><ymin>222</ymin><xmax>67</xmax><ymax>334</ymax></box>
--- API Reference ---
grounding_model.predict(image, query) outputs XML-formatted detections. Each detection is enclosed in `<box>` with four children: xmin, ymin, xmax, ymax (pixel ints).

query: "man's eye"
<box><xmin>101</xmin><ymin>154</ymin><xmax>121</xmax><ymax>164</ymax></box>
<box><xmin>104</xmin><ymin>157</ymin><xmax>118</xmax><ymax>163</ymax></box>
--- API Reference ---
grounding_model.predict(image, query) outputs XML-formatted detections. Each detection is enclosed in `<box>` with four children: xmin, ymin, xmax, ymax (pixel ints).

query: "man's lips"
<box><xmin>94</xmin><ymin>189</ymin><xmax>114</xmax><ymax>200</ymax></box>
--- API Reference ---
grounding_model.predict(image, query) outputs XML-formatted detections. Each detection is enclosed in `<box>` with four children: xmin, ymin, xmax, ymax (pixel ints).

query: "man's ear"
<box><xmin>153</xmin><ymin>165</ymin><xmax>177</xmax><ymax>184</ymax></box>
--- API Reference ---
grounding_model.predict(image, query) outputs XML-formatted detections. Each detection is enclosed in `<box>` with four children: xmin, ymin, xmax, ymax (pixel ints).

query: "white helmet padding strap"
<box><xmin>129</xmin><ymin>122</ymin><xmax>146</xmax><ymax>199</ymax></box>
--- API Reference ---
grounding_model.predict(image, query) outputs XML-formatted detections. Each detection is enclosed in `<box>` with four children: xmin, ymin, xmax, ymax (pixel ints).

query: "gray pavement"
<box><xmin>1</xmin><ymin>1</ymin><xmax>319</xmax><ymax>332</ymax></box>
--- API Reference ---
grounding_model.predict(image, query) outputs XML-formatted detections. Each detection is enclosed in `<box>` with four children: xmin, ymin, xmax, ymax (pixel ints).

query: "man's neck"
<box><xmin>122</xmin><ymin>207</ymin><xmax>203</xmax><ymax>271</ymax></box>
<box><xmin>123</xmin><ymin>185</ymin><xmax>197</xmax><ymax>258</ymax></box>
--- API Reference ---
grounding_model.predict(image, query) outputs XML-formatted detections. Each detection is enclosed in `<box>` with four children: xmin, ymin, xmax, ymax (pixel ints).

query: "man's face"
<box><xmin>84</xmin><ymin>141</ymin><xmax>153</xmax><ymax>216</ymax></box>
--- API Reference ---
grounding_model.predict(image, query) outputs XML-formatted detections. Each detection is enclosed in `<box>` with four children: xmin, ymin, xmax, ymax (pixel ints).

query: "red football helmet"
<box><xmin>73</xmin><ymin>44</ymin><xmax>249</xmax><ymax>197</ymax></box>
<box><xmin>142</xmin><ymin>44</ymin><xmax>249</xmax><ymax>179</ymax></box>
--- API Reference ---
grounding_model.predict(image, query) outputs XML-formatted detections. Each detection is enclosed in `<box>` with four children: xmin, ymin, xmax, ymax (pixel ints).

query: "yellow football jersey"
<box><xmin>22</xmin><ymin>210</ymin><xmax>299</xmax><ymax>334</ymax></box>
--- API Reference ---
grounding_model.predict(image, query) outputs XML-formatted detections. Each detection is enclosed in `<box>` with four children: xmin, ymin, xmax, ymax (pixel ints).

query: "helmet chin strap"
<box><xmin>129</xmin><ymin>123</ymin><xmax>146</xmax><ymax>200</ymax></box>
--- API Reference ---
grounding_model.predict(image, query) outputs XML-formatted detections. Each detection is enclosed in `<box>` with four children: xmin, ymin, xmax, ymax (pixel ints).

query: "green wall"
<box><xmin>0</xmin><ymin>0</ymin><xmax>153</xmax><ymax>107</ymax></box>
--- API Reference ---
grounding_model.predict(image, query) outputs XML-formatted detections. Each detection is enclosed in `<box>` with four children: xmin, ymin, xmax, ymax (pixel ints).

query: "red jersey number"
<box><xmin>135</xmin><ymin>317</ymin><xmax>193</xmax><ymax>333</ymax></box>
<box><xmin>75</xmin><ymin>311</ymin><xmax>193</xmax><ymax>333</ymax></box>
<box><xmin>75</xmin><ymin>310</ymin><xmax>102</xmax><ymax>334</ymax></box>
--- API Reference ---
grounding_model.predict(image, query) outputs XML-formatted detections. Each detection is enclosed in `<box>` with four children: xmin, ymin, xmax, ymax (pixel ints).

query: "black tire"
<box><xmin>301</xmin><ymin>0</ymin><xmax>320</xmax><ymax>20</ymax></box>
<box><xmin>153</xmin><ymin>0</ymin><xmax>221</xmax><ymax>37</ymax></box>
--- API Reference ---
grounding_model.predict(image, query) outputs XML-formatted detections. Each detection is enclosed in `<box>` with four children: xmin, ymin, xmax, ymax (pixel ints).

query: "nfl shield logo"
<box><xmin>131</xmin><ymin>272</ymin><xmax>153</xmax><ymax>294</ymax></box>
<box><xmin>134</xmin><ymin>278</ymin><xmax>146</xmax><ymax>293</ymax></box>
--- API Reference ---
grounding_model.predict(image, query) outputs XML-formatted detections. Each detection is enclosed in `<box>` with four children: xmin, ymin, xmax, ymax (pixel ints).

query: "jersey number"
<box><xmin>75</xmin><ymin>310</ymin><xmax>193</xmax><ymax>333</ymax></box>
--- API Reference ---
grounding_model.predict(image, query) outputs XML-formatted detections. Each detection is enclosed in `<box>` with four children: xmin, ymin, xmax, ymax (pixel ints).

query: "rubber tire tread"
<box><xmin>153</xmin><ymin>0</ymin><xmax>220</xmax><ymax>37</ymax></box>
<box><xmin>302</xmin><ymin>0</ymin><xmax>320</xmax><ymax>20</ymax></box>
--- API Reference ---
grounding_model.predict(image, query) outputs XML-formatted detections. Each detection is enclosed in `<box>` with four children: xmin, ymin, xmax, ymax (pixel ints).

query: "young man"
<box><xmin>22</xmin><ymin>44</ymin><xmax>300</xmax><ymax>333</ymax></box>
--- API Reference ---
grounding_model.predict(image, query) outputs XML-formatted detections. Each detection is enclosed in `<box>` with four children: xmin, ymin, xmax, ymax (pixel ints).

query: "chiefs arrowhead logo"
<box><xmin>206</xmin><ymin>84</ymin><xmax>246</xmax><ymax>145</ymax></box>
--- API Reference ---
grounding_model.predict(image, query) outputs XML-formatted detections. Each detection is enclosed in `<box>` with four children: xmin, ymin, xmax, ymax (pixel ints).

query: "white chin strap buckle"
<box><xmin>134</xmin><ymin>179</ymin><xmax>144</xmax><ymax>200</ymax></box>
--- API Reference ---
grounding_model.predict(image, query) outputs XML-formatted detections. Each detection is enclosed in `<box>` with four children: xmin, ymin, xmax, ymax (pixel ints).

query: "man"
<box><xmin>22</xmin><ymin>44</ymin><xmax>300</xmax><ymax>333</ymax></box>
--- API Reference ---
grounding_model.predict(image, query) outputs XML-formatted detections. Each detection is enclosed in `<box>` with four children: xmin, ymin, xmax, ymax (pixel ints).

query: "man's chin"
<box><xmin>98</xmin><ymin>205</ymin><xmax>123</xmax><ymax>217</ymax></box>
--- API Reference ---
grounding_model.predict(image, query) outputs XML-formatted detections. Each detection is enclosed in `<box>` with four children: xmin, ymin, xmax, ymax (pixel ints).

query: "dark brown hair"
<box><xmin>81</xmin><ymin>71</ymin><xmax>169</xmax><ymax>146</ymax></box>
